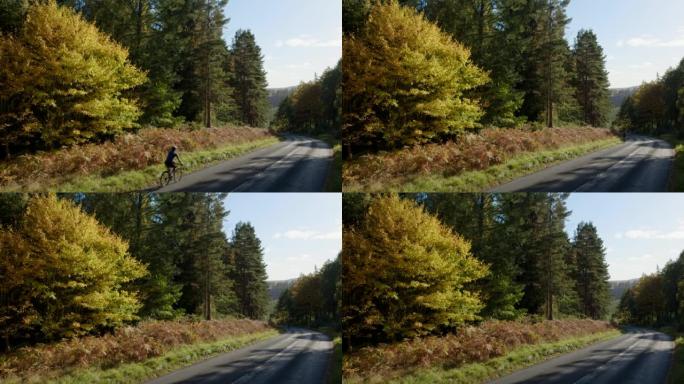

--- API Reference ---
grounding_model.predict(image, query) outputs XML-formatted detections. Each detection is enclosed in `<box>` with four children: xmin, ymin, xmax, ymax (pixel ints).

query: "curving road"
<box><xmin>145</xmin><ymin>328</ymin><xmax>333</xmax><ymax>384</ymax></box>
<box><xmin>491</xmin><ymin>135</ymin><xmax>674</xmax><ymax>192</ymax></box>
<box><xmin>490</xmin><ymin>328</ymin><xmax>673</xmax><ymax>384</ymax></box>
<box><xmin>157</xmin><ymin>134</ymin><xmax>332</xmax><ymax>192</ymax></box>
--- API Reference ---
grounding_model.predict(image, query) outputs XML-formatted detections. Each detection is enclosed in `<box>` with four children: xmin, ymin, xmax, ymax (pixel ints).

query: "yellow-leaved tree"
<box><xmin>0</xmin><ymin>195</ymin><xmax>147</xmax><ymax>345</ymax></box>
<box><xmin>0</xmin><ymin>0</ymin><xmax>146</xmax><ymax>152</ymax></box>
<box><xmin>342</xmin><ymin>0</ymin><xmax>489</xmax><ymax>154</ymax></box>
<box><xmin>342</xmin><ymin>194</ymin><xmax>488</xmax><ymax>348</ymax></box>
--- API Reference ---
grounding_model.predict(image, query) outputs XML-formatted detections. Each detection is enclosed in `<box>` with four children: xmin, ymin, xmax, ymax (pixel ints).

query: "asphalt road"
<box><xmin>157</xmin><ymin>134</ymin><xmax>332</xmax><ymax>192</ymax></box>
<box><xmin>491</xmin><ymin>135</ymin><xmax>674</xmax><ymax>192</ymax></box>
<box><xmin>145</xmin><ymin>328</ymin><xmax>333</xmax><ymax>384</ymax></box>
<box><xmin>490</xmin><ymin>328</ymin><xmax>673</xmax><ymax>384</ymax></box>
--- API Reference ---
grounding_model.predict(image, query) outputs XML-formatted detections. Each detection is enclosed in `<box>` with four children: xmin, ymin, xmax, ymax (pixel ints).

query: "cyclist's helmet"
<box><xmin>172</xmin><ymin>145</ymin><xmax>177</xmax><ymax>150</ymax></box>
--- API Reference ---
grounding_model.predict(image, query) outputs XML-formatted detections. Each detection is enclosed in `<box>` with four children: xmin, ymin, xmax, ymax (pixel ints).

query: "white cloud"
<box><xmin>628</xmin><ymin>254</ymin><xmax>655</xmax><ymax>261</ymax></box>
<box><xmin>286</xmin><ymin>62</ymin><xmax>312</xmax><ymax>69</ymax></box>
<box><xmin>619</xmin><ymin>34</ymin><xmax>684</xmax><ymax>48</ymax></box>
<box><xmin>273</xmin><ymin>228</ymin><xmax>341</xmax><ymax>240</ymax></box>
<box><xmin>628</xmin><ymin>62</ymin><xmax>653</xmax><ymax>69</ymax></box>
<box><xmin>617</xmin><ymin>223</ymin><xmax>684</xmax><ymax>240</ymax></box>
<box><xmin>286</xmin><ymin>254</ymin><xmax>312</xmax><ymax>262</ymax></box>
<box><xmin>276</xmin><ymin>35</ymin><xmax>341</xmax><ymax>48</ymax></box>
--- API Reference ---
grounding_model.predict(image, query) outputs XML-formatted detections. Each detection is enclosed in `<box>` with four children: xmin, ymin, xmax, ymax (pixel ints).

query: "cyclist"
<box><xmin>165</xmin><ymin>146</ymin><xmax>183</xmax><ymax>178</ymax></box>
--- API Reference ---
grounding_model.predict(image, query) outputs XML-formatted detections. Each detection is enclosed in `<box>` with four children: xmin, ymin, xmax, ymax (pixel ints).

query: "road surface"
<box><xmin>490</xmin><ymin>328</ymin><xmax>673</xmax><ymax>384</ymax></box>
<box><xmin>158</xmin><ymin>134</ymin><xmax>332</xmax><ymax>192</ymax></box>
<box><xmin>491</xmin><ymin>135</ymin><xmax>673</xmax><ymax>192</ymax></box>
<box><xmin>146</xmin><ymin>328</ymin><xmax>333</xmax><ymax>384</ymax></box>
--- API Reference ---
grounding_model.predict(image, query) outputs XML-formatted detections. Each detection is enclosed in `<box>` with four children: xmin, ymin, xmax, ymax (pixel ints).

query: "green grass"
<box><xmin>660</xmin><ymin>134</ymin><xmax>684</xmax><ymax>192</ymax></box>
<box><xmin>54</xmin><ymin>137</ymin><xmax>280</xmax><ymax>192</ymax></box>
<box><xmin>376</xmin><ymin>138</ymin><xmax>621</xmax><ymax>192</ymax></box>
<box><xmin>658</xmin><ymin>326</ymin><xmax>684</xmax><ymax>384</ymax></box>
<box><xmin>348</xmin><ymin>330</ymin><xmax>622</xmax><ymax>384</ymax></box>
<box><xmin>314</xmin><ymin>326</ymin><xmax>342</xmax><ymax>384</ymax></box>
<box><xmin>315</xmin><ymin>133</ymin><xmax>341</xmax><ymax>192</ymax></box>
<box><xmin>5</xmin><ymin>330</ymin><xmax>279</xmax><ymax>384</ymax></box>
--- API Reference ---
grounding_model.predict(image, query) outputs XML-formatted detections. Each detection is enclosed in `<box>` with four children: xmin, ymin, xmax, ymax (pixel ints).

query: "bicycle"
<box><xmin>159</xmin><ymin>165</ymin><xmax>184</xmax><ymax>187</ymax></box>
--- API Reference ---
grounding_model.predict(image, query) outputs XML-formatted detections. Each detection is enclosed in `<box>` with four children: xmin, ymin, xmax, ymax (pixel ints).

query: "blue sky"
<box><xmin>566</xmin><ymin>194</ymin><xmax>684</xmax><ymax>281</ymax></box>
<box><xmin>224</xmin><ymin>0</ymin><xmax>341</xmax><ymax>88</ymax></box>
<box><xmin>222</xmin><ymin>193</ymin><xmax>341</xmax><ymax>281</ymax></box>
<box><xmin>566</xmin><ymin>0</ymin><xmax>684</xmax><ymax>88</ymax></box>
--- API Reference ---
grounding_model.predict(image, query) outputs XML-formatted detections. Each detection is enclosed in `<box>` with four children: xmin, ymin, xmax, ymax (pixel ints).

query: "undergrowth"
<box><xmin>343</xmin><ymin>126</ymin><xmax>619</xmax><ymax>191</ymax></box>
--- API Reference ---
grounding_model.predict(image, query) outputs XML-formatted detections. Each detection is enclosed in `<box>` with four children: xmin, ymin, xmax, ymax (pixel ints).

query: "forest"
<box><xmin>273</xmin><ymin>62</ymin><xmax>342</xmax><ymax>139</ymax></box>
<box><xmin>342</xmin><ymin>0</ymin><xmax>614</xmax><ymax>155</ymax></box>
<box><xmin>273</xmin><ymin>255</ymin><xmax>341</xmax><ymax>329</ymax></box>
<box><xmin>617</xmin><ymin>251</ymin><xmax>684</xmax><ymax>329</ymax></box>
<box><xmin>616</xmin><ymin>57</ymin><xmax>684</xmax><ymax>137</ymax></box>
<box><xmin>342</xmin><ymin>193</ymin><xmax>612</xmax><ymax>348</ymax></box>
<box><xmin>0</xmin><ymin>0</ymin><xmax>270</xmax><ymax>157</ymax></box>
<box><xmin>0</xmin><ymin>193</ymin><xmax>272</xmax><ymax>351</ymax></box>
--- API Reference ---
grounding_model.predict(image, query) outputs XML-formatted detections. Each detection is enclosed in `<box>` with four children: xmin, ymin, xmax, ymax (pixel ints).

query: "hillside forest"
<box><xmin>617</xmin><ymin>251</ymin><xmax>684</xmax><ymax>329</ymax></box>
<box><xmin>342</xmin><ymin>193</ymin><xmax>612</xmax><ymax>348</ymax></box>
<box><xmin>342</xmin><ymin>0</ymin><xmax>615</xmax><ymax>155</ymax></box>
<box><xmin>273</xmin><ymin>62</ymin><xmax>342</xmax><ymax>139</ymax></box>
<box><xmin>616</xmin><ymin>57</ymin><xmax>684</xmax><ymax>137</ymax></box>
<box><xmin>0</xmin><ymin>193</ymin><xmax>273</xmax><ymax>351</ymax></box>
<box><xmin>0</xmin><ymin>0</ymin><xmax>271</xmax><ymax>158</ymax></box>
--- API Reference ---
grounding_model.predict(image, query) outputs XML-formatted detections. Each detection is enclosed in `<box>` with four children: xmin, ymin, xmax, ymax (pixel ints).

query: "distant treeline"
<box><xmin>0</xmin><ymin>193</ymin><xmax>269</xmax><ymax>350</ymax></box>
<box><xmin>615</xmin><ymin>57</ymin><xmax>684</xmax><ymax>136</ymax></box>
<box><xmin>0</xmin><ymin>0</ymin><xmax>269</xmax><ymax>157</ymax></box>
<box><xmin>273</xmin><ymin>256</ymin><xmax>341</xmax><ymax>329</ymax></box>
<box><xmin>617</xmin><ymin>252</ymin><xmax>684</xmax><ymax>328</ymax></box>
<box><xmin>342</xmin><ymin>193</ymin><xmax>611</xmax><ymax>348</ymax></box>
<box><xmin>273</xmin><ymin>62</ymin><xmax>341</xmax><ymax>138</ymax></box>
<box><xmin>342</xmin><ymin>0</ymin><xmax>612</xmax><ymax>154</ymax></box>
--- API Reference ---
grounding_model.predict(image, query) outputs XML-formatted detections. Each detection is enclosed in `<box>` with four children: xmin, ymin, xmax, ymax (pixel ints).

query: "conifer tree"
<box><xmin>572</xmin><ymin>30</ymin><xmax>611</xmax><ymax>127</ymax></box>
<box><xmin>230</xmin><ymin>222</ymin><xmax>269</xmax><ymax>319</ymax></box>
<box><xmin>571</xmin><ymin>222</ymin><xmax>611</xmax><ymax>319</ymax></box>
<box><xmin>231</xmin><ymin>30</ymin><xmax>269</xmax><ymax>127</ymax></box>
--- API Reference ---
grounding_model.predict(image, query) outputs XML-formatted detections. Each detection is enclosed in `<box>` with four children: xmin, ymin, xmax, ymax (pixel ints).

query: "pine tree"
<box><xmin>231</xmin><ymin>30</ymin><xmax>269</xmax><ymax>127</ymax></box>
<box><xmin>572</xmin><ymin>30</ymin><xmax>611</xmax><ymax>127</ymax></box>
<box><xmin>230</xmin><ymin>222</ymin><xmax>269</xmax><ymax>319</ymax></box>
<box><xmin>571</xmin><ymin>222</ymin><xmax>611</xmax><ymax>319</ymax></box>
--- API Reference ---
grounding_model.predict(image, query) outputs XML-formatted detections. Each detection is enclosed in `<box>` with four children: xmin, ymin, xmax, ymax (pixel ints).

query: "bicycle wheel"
<box><xmin>174</xmin><ymin>167</ymin><xmax>184</xmax><ymax>182</ymax></box>
<box><xmin>159</xmin><ymin>171</ymin><xmax>172</xmax><ymax>187</ymax></box>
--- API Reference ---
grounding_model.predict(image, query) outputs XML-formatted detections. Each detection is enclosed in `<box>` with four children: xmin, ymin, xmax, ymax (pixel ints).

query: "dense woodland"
<box><xmin>342</xmin><ymin>0</ymin><xmax>612</xmax><ymax>155</ymax></box>
<box><xmin>0</xmin><ymin>193</ymin><xmax>270</xmax><ymax>350</ymax></box>
<box><xmin>274</xmin><ymin>62</ymin><xmax>342</xmax><ymax>139</ymax></box>
<box><xmin>616</xmin><ymin>57</ymin><xmax>684</xmax><ymax>137</ymax></box>
<box><xmin>273</xmin><ymin>256</ymin><xmax>341</xmax><ymax>329</ymax></box>
<box><xmin>0</xmin><ymin>0</ymin><xmax>270</xmax><ymax>157</ymax></box>
<box><xmin>342</xmin><ymin>193</ymin><xmax>611</xmax><ymax>348</ymax></box>
<box><xmin>617</xmin><ymin>252</ymin><xmax>684</xmax><ymax>329</ymax></box>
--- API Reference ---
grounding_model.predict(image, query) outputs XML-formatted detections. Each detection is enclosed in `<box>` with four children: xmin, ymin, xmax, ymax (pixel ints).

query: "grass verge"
<box><xmin>6</xmin><ymin>330</ymin><xmax>279</xmax><ymax>384</ymax></box>
<box><xmin>659</xmin><ymin>326</ymin><xmax>684</xmax><ymax>384</ymax></box>
<box><xmin>54</xmin><ymin>137</ymin><xmax>279</xmax><ymax>192</ymax></box>
<box><xmin>660</xmin><ymin>134</ymin><xmax>684</xmax><ymax>192</ymax></box>
<box><xmin>350</xmin><ymin>138</ymin><xmax>620</xmax><ymax>192</ymax></box>
<box><xmin>315</xmin><ymin>133</ymin><xmax>342</xmax><ymax>192</ymax></box>
<box><xmin>316</xmin><ymin>326</ymin><xmax>342</xmax><ymax>384</ymax></box>
<box><xmin>351</xmin><ymin>330</ymin><xmax>621</xmax><ymax>384</ymax></box>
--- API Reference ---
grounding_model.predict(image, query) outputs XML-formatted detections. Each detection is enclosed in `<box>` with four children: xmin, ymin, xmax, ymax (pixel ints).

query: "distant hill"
<box><xmin>267</xmin><ymin>86</ymin><xmax>297</xmax><ymax>109</ymax></box>
<box><xmin>609</xmin><ymin>279</ymin><xmax>640</xmax><ymax>301</ymax></box>
<box><xmin>610</xmin><ymin>86</ymin><xmax>639</xmax><ymax>109</ymax></box>
<box><xmin>267</xmin><ymin>279</ymin><xmax>296</xmax><ymax>301</ymax></box>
